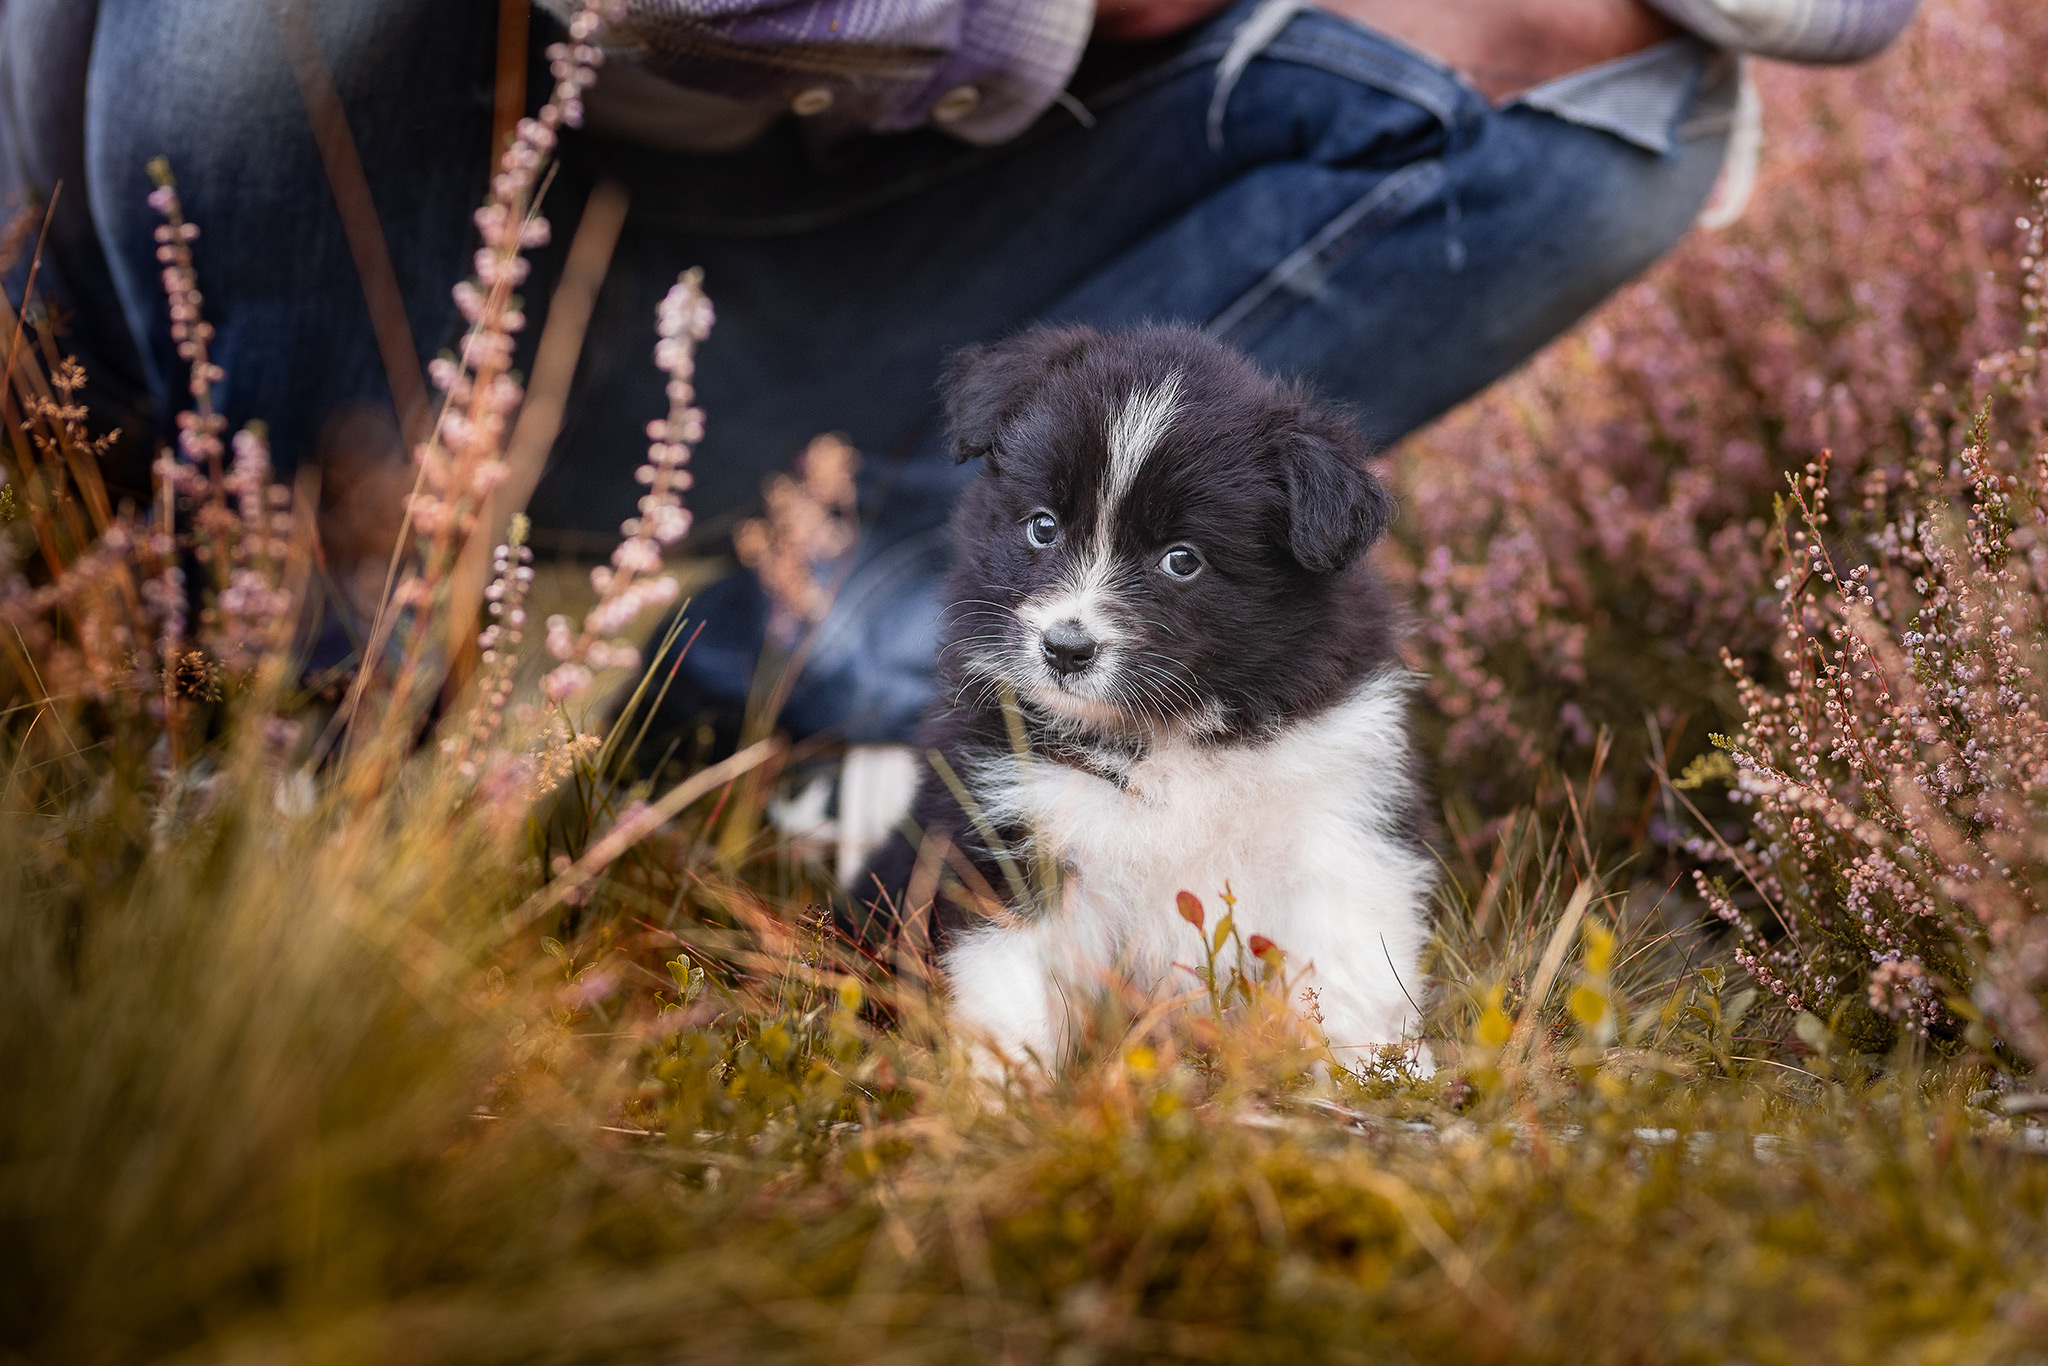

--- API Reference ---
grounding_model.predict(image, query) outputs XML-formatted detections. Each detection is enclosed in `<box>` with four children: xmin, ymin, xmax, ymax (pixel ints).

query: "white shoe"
<box><xmin>835</xmin><ymin>743</ymin><xmax>920</xmax><ymax>889</ymax></box>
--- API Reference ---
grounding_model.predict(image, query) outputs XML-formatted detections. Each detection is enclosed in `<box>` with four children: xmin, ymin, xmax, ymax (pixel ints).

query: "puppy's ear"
<box><xmin>1283</xmin><ymin>422</ymin><xmax>1395</xmax><ymax>573</ymax></box>
<box><xmin>942</xmin><ymin>326</ymin><xmax>1096</xmax><ymax>466</ymax></box>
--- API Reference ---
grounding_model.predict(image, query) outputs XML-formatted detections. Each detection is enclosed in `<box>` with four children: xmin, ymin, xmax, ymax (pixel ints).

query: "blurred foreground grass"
<box><xmin>6</xmin><ymin>743</ymin><xmax>2048</xmax><ymax>1363</ymax></box>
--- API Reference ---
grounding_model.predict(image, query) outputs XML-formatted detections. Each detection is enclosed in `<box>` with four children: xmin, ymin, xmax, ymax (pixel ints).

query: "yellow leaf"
<box><xmin>1475</xmin><ymin>983</ymin><xmax>1511</xmax><ymax>1048</ymax></box>
<box><xmin>1582</xmin><ymin>920</ymin><xmax>1616</xmax><ymax>977</ymax></box>
<box><xmin>1569</xmin><ymin>984</ymin><xmax>1608</xmax><ymax>1027</ymax></box>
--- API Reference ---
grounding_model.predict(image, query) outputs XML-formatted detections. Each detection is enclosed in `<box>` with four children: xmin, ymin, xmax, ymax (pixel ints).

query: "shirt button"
<box><xmin>790</xmin><ymin>86</ymin><xmax>834</xmax><ymax>116</ymax></box>
<box><xmin>930</xmin><ymin>84</ymin><xmax>981</xmax><ymax>124</ymax></box>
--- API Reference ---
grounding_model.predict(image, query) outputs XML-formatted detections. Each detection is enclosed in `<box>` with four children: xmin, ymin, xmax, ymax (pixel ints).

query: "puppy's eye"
<box><xmin>1023</xmin><ymin>511</ymin><xmax>1061</xmax><ymax>549</ymax></box>
<box><xmin>1158</xmin><ymin>545</ymin><xmax>1205</xmax><ymax>580</ymax></box>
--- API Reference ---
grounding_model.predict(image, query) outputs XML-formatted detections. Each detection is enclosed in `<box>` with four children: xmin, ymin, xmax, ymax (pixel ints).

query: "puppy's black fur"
<box><xmin>852</xmin><ymin>324</ymin><xmax>1416</xmax><ymax>951</ymax></box>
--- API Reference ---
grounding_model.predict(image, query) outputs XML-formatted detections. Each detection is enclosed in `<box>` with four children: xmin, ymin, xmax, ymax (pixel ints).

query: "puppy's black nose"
<box><xmin>1040</xmin><ymin>621</ymin><xmax>1098</xmax><ymax>676</ymax></box>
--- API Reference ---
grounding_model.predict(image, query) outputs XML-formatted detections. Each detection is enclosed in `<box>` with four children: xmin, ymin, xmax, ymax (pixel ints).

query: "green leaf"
<box><xmin>1724</xmin><ymin>988</ymin><xmax>1758</xmax><ymax>1031</ymax></box>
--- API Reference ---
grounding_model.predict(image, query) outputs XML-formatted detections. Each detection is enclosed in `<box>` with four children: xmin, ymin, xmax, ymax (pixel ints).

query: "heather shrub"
<box><xmin>1391</xmin><ymin>0</ymin><xmax>2048</xmax><ymax>828</ymax></box>
<box><xmin>1692</xmin><ymin>244</ymin><xmax>2048</xmax><ymax>1063</ymax></box>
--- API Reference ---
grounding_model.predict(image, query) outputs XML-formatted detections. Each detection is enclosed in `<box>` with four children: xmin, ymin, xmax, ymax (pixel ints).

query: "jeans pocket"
<box><xmin>1199</xmin><ymin>3</ymin><xmax>1484</xmax><ymax>344</ymax></box>
<box><xmin>1204</xmin><ymin>157</ymin><xmax>1446</xmax><ymax>345</ymax></box>
<box><xmin>1206</xmin><ymin>0</ymin><xmax>1486</xmax><ymax>154</ymax></box>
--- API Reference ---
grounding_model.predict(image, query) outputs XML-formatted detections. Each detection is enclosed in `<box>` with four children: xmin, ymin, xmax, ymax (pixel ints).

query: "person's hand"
<box><xmin>1092</xmin><ymin>0</ymin><xmax>1676</xmax><ymax>100</ymax></box>
<box><xmin>1316</xmin><ymin>0</ymin><xmax>1677</xmax><ymax>102</ymax></box>
<box><xmin>1093</xmin><ymin>0</ymin><xmax>1237</xmax><ymax>43</ymax></box>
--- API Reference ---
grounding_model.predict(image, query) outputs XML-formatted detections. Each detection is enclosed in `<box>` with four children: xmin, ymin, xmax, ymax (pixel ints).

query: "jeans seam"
<box><xmin>1218</xmin><ymin>19</ymin><xmax>1478</xmax><ymax>270</ymax></box>
<box><xmin>1206</xmin><ymin>0</ymin><xmax>1312</xmax><ymax>151</ymax></box>
<box><xmin>1258</xmin><ymin>34</ymin><xmax>1475</xmax><ymax>134</ymax></box>
<box><xmin>1204</xmin><ymin>158</ymin><xmax>1445</xmax><ymax>343</ymax></box>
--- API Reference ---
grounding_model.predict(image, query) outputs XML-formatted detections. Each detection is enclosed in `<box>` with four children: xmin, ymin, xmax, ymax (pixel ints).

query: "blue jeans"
<box><xmin>1</xmin><ymin>0</ymin><xmax>1730</xmax><ymax>744</ymax></box>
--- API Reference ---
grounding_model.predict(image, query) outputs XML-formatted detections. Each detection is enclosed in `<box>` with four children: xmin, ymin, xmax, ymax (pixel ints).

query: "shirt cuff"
<box><xmin>874</xmin><ymin>0</ymin><xmax>1095</xmax><ymax>144</ymax></box>
<box><xmin>1640</xmin><ymin>0</ymin><xmax>1922</xmax><ymax>64</ymax></box>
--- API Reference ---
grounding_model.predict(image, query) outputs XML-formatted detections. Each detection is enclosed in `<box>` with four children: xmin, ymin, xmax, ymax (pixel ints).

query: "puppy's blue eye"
<box><xmin>1159</xmin><ymin>545</ymin><xmax>1204</xmax><ymax>580</ymax></box>
<box><xmin>1024</xmin><ymin>511</ymin><xmax>1060</xmax><ymax>548</ymax></box>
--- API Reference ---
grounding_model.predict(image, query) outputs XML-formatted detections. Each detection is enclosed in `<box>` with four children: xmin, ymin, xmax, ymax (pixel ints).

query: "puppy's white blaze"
<box><xmin>1007</xmin><ymin>375</ymin><xmax>1184</xmax><ymax>719</ymax></box>
<box><xmin>1099</xmin><ymin>372</ymin><xmax>1184</xmax><ymax>533</ymax></box>
<box><xmin>940</xmin><ymin>672</ymin><xmax>1434</xmax><ymax>1071</ymax></box>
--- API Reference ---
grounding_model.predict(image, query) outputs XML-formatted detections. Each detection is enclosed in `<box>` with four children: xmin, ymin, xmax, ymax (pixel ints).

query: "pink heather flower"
<box><xmin>446</xmin><ymin>515</ymin><xmax>538</xmax><ymax>774</ymax></box>
<box><xmin>145</xmin><ymin>159</ymin><xmax>311</xmax><ymax>697</ymax></box>
<box><xmin>1382</xmin><ymin>3</ymin><xmax>2048</xmax><ymax>1063</ymax></box>
<box><xmin>1708</xmin><ymin>380</ymin><xmax>2048</xmax><ymax>1063</ymax></box>
<box><xmin>733</xmin><ymin>433</ymin><xmax>861</xmax><ymax>639</ymax></box>
<box><xmin>145</xmin><ymin>165</ymin><xmax>223</xmax><ymax>505</ymax></box>
<box><xmin>381</xmin><ymin>0</ymin><xmax>620</xmax><ymax>721</ymax></box>
<box><xmin>542</xmin><ymin>662</ymin><xmax>593</xmax><ymax>703</ymax></box>
<box><xmin>541</xmin><ymin>269</ymin><xmax>711</xmax><ymax>704</ymax></box>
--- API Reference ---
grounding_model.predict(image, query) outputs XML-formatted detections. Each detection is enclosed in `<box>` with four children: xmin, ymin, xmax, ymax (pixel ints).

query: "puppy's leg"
<box><xmin>1266</xmin><ymin>903</ymin><xmax>1433</xmax><ymax>1074</ymax></box>
<box><xmin>844</xmin><ymin>829</ymin><xmax>919</xmax><ymax>945</ymax></box>
<box><xmin>940</xmin><ymin>924</ymin><xmax>1066</xmax><ymax>1077</ymax></box>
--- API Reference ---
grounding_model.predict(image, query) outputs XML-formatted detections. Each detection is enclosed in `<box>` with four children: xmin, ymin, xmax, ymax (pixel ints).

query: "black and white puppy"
<box><xmin>857</xmin><ymin>325</ymin><xmax>1432</xmax><ymax>1071</ymax></box>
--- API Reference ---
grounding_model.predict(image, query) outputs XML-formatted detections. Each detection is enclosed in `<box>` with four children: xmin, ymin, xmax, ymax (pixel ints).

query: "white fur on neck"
<box><xmin>941</xmin><ymin>672</ymin><xmax>1432</xmax><ymax>1071</ymax></box>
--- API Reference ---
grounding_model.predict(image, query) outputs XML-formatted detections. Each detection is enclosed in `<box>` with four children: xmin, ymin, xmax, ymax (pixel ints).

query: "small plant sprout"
<box><xmin>1172</xmin><ymin>883</ymin><xmax>1320</xmax><ymax>1062</ymax></box>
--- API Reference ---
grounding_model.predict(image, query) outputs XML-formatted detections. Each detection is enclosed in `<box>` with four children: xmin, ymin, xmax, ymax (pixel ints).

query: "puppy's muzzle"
<box><xmin>1039</xmin><ymin>619</ymin><xmax>1099</xmax><ymax>677</ymax></box>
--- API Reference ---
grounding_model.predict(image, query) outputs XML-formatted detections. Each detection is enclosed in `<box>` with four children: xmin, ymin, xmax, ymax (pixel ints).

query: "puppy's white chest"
<box><xmin>980</xmin><ymin>676</ymin><xmax>1424</xmax><ymax>951</ymax></box>
<box><xmin>1026</xmin><ymin>742</ymin><xmax>1329</xmax><ymax>917</ymax></box>
<box><xmin>944</xmin><ymin>675</ymin><xmax>1432</xmax><ymax>1067</ymax></box>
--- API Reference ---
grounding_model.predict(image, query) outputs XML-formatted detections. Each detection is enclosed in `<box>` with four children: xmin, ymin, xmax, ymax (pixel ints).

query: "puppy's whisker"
<box><xmin>1129</xmin><ymin>616</ymin><xmax>1185</xmax><ymax>639</ymax></box>
<box><xmin>1133</xmin><ymin>651</ymin><xmax>1204</xmax><ymax>702</ymax></box>
<box><xmin>1121</xmin><ymin>655</ymin><xmax>1203</xmax><ymax>714</ymax></box>
<box><xmin>939</xmin><ymin>598</ymin><xmax>1021</xmax><ymax>623</ymax></box>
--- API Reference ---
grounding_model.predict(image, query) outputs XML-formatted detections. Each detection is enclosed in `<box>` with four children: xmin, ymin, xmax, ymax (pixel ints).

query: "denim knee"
<box><xmin>84</xmin><ymin>0</ymin><xmax>500</xmax><ymax>473</ymax></box>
